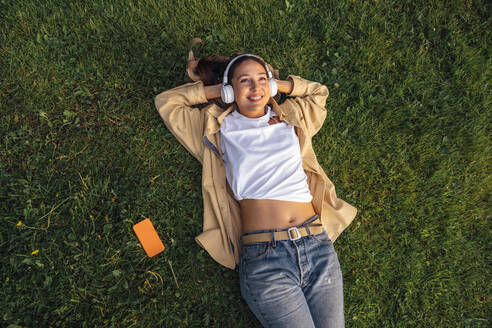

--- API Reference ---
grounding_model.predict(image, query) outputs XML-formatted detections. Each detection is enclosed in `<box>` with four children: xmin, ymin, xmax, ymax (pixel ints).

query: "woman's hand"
<box><xmin>204</xmin><ymin>83</ymin><xmax>222</xmax><ymax>100</ymax></box>
<box><xmin>186</xmin><ymin>59</ymin><xmax>201</xmax><ymax>81</ymax></box>
<box><xmin>275</xmin><ymin>79</ymin><xmax>293</xmax><ymax>95</ymax></box>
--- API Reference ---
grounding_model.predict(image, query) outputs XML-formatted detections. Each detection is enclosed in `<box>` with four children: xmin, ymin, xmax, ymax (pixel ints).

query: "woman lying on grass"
<box><xmin>154</xmin><ymin>47</ymin><xmax>357</xmax><ymax>327</ymax></box>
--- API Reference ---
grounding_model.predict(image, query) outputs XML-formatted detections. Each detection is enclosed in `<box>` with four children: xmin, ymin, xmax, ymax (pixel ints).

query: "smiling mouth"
<box><xmin>247</xmin><ymin>95</ymin><xmax>263</xmax><ymax>102</ymax></box>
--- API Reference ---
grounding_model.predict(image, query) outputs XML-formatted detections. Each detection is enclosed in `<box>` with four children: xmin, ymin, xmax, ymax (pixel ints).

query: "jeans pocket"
<box><xmin>241</xmin><ymin>243</ymin><xmax>271</xmax><ymax>264</ymax></box>
<box><xmin>312</xmin><ymin>230</ymin><xmax>332</xmax><ymax>245</ymax></box>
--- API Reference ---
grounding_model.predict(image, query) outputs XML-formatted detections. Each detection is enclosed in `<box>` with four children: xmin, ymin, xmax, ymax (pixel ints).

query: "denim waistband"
<box><xmin>240</xmin><ymin>214</ymin><xmax>320</xmax><ymax>238</ymax></box>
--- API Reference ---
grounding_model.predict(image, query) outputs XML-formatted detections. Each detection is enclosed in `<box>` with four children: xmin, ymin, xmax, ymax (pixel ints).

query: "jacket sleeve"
<box><xmin>154</xmin><ymin>81</ymin><xmax>209</xmax><ymax>163</ymax></box>
<box><xmin>280</xmin><ymin>75</ymin><xmax>329</xmax><ymax>137</ymax></box>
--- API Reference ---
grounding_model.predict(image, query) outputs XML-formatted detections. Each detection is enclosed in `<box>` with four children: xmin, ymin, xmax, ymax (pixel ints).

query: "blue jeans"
<box><xmin>239</xmin><ymin>215</ymin><xmax>344</xmax><ymax>328</ymax></box>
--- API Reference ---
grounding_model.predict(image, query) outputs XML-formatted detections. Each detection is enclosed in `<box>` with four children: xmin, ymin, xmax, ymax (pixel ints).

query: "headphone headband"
<box><xmin>222</xmin><ymin>54</ymin><xmax>273</xmax><ymax>85</ymax></box>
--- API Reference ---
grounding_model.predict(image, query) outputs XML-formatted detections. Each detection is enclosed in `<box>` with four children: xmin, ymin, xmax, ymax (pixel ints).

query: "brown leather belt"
<box><xmin>241</xmin><ymin>218</ymin><xmax>324</xmax><ymax>245</ymax></box>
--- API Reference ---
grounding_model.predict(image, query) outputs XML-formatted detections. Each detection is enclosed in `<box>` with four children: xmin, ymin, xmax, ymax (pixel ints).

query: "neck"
<box><xmin>237</xmin><ymin>105</ymin><xmax>268</xmax><ymax>118</ymax></box>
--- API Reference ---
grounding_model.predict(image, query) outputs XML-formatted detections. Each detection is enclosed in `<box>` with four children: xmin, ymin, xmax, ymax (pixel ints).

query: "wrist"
<box><xmin>204</xmin><ymin>84</ymin><xmax>222</xmax><ymax>100</ymax></box>
<box><xmin>276</xmin><ymin>79</ymin><xmax>293</xmax><ymax>94</ymax></box>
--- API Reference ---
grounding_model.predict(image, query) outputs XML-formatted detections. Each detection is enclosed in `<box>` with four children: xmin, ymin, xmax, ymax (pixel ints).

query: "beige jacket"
<box><xmin>154</xmin><ymin>75</ymin><xmax>357</xmax><ymax>269</ymax></box>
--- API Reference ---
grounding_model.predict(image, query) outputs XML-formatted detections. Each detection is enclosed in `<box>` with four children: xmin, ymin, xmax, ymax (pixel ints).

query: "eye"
<box><xmin>259</xmin><ymin>76</ymin><xmax>267</xmax><ymax>81</ymax></box>
<box><xmin>240</xmin><ymin>78</ymin><xmax>248</xmax><ymax>83</ymax></box>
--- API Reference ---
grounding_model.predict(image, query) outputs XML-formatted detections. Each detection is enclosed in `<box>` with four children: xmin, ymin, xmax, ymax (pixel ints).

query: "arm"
<box><xmin>204</xmin><ymin>83</ymin><xmax>222</xmax><ymax>100</ymax></box>
<box><xmin>154</xmin><ymin>81</ymin><xmax>211</xmax><ymax>163</ymax></box>
<box><xmin>278</xmin><ymin>75</ymin><xmax>329</xmax><ymax>137</ymax></box>
<box><xmin>276</xmin><ymin>79</ymin><xmax>294</xmax><ymax>94</ymax></box>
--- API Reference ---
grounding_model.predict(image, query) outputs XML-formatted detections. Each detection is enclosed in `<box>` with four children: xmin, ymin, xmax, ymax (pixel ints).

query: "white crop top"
<box><xmin>219</xmin><ymin>106</ymin><xmax>313</xmax><ymax>202</ymax></box>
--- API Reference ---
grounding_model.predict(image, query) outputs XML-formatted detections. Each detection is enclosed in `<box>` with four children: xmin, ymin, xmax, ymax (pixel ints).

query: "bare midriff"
<box><xmin>240</xmin><ymin>199</ymin><xmax>317</xmax><ymax>234</ymax></box>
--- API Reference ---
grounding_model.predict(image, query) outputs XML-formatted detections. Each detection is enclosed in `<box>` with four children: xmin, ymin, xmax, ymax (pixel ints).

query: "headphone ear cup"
<box><xmin>269</xmin><ymin>79</ymin><xmax>278</xmax><ymax>97</ymax></box>
<box><xmin>221</xmin><ymin>85</ymin><xmax>235</xmax><ymax>103</ymax></box>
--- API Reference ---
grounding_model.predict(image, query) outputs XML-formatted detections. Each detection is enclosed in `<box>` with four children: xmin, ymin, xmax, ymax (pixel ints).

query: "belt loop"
<box><xmin>303</xmin><ymin>214</ymin><xmax>317</xmax><ymax>236</ymax></box>
<box><xmin>299</xmin><ymin>220</ymin><xmax>311</xmax><ymax>237</ymax></box>
<box><xmin>305</xmin><ymin>224</ymin><xmax>311</xmax><ymax>237</ymax></box>
<box><xmin>272</xmin><ymin>230</ymin><xmax>276</xmax><ymax>247</ymax></box>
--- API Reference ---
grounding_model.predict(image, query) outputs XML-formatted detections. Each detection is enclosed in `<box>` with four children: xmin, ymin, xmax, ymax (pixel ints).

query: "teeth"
<box><xmin>249</xmin><ymin>96</ymin><xmax>261</xmax><ymax>100</ymax></box>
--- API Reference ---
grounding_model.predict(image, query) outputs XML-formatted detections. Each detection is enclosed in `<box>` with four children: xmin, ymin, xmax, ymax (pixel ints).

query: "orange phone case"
<box><xmin>133</xmin><ymin>219</ymin><xmax>165</xmax><ymax>257</ymax></box>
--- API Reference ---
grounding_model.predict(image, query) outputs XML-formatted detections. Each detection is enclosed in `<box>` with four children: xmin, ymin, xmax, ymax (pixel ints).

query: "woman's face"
<box><xmin>231</xmin><ymin>59</ymin><xmax>270</xmax><ymax>118</ymax></box>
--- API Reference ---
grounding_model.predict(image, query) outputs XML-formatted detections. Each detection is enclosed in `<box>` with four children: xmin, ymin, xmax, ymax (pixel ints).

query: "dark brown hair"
<box><xmin>195</xmin><ymin>54</ymin><xmax>269</xmax><ymax>86</ymax></box>
<box><xmin>194</xmin><ymin>54</ymin><xmax>232</xmax><ymax>86</ymax></box>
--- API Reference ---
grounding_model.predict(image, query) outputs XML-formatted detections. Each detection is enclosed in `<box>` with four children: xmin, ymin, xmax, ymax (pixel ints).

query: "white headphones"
<box><xmin>220</xmin><ymin>54</ymin><xmax>278</xmax><ymax>104</ymax></box>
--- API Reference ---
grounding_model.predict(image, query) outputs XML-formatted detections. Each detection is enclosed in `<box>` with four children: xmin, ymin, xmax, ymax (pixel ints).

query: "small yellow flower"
<box><xmin>90</xmin><ymin>215</ymin><xmax>94</xmax><ymax>219</ymax></box>
<box><xmin>426</xmin><ymin>261</ymin><xmax>430</xmax><ymax>265</ymax></box>
<box><xmin>114</xmin><ymin>83</ymin><xmax>119</xmax><ymax>88</ymax></box>
<box><xmin>31</xmin><ymin>250</ymin><xmax>39</xmax><ymax>255</ymax></box>
<box><xmin>5</xmin><ymin>276</ymin><xmax>9</xmax><ymax>282</ymax></box>
<box><xmin>105</xmin><ymin>215</ymin><xmax>109</xmax><ymax>223</ymax></box>
<box><xmin>16</xmin><ymin>221</ymin><xmax>22</xmax><ymax>227</ymax></box>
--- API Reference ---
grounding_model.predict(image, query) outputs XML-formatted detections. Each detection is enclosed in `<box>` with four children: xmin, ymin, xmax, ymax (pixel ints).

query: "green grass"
<box><xmin>1</xmin><ymin>0</ymin><xmax>490</xmax><ymax>327</ymax></box>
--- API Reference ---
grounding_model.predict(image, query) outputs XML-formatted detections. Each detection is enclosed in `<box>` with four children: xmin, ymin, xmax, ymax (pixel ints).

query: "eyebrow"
<box><xmin>236</xmin><ymin>72</ymin><xmax>267</xmax><ymax>79</ymax></box>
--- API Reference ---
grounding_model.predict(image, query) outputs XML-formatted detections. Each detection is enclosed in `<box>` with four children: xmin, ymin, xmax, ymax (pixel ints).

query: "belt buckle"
<box><xmin>287</xmin><ymin>227</ymin><xmax>301</xmax><ymax>241</ymax></box>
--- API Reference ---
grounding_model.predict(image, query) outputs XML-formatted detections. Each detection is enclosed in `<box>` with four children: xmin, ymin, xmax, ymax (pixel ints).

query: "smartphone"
<box><xmin>133</xmin><ymin>218</ymin><xmax>165</xmax><ymax>257</ymax></box>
